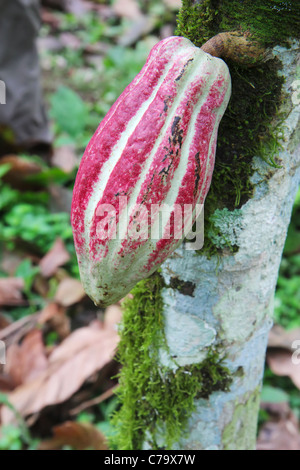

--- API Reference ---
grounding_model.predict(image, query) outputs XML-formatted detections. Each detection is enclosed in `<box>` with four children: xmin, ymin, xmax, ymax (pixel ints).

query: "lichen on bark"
<box><xmin>222</xmin><ymin>388</ymin><xmax>261</xmax><ymax>450</ymax></box>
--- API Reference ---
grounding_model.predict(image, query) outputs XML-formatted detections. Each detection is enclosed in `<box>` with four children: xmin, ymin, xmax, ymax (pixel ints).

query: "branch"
<box><xmin>201</xmin><ymin>31</ymin><xmax>271</xmax><ymax>66</ymax></box>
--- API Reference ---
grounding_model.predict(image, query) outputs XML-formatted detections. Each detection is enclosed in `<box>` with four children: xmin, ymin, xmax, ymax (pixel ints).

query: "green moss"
<box><xmin>222</xmin><ymin>388</ymin><xmax>261</xmax><ymax>450</ymax></box>
<box><xmin>176</xmin><ymin>0</ymin><xmax>289</xmax><ymax>256</ymax></box>
<box><xmin>111</xmin><ymin>273</ymin><xmax>232</xmax><ymax>450</ymax></box>
<box><xmin>218</xmin><ymin>1</ymin><xmax>299</xmax><ymax>48</ymax></box>
<box><xmin>176</xmin><ymin>1</ymin><xmax>300</xmax><ymax>49</ymax></box>
<box><xmin>176</xmin><ymin>0</ymin><xmax>219</xmax><ymax>46</ymax></box>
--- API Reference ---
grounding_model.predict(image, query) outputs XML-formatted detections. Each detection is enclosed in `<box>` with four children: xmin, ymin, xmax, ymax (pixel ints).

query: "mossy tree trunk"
<box><xmin>113</xmin><ymin>0</ymin><xmax>300</xmax><ymax>450</ymax></box>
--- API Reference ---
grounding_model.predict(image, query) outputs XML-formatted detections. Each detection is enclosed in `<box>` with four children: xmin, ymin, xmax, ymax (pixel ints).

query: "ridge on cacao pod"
<box><xmin>71</xmin><ymin>36</ymin><xmax>232</xmax><ymax>307</ymax></box>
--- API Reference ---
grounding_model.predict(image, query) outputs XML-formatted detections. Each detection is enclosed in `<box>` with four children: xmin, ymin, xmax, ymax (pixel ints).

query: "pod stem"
<box><xmin>201</xmin><ymin>31</ymin><xmax>271</xmax><ymax>66</ymax></box>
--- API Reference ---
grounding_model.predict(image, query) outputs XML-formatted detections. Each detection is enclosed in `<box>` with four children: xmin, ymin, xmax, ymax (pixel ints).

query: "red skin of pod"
<box><xmin>71</xmin><ymin>36</ymin><xmax>231</xmax><ymax>307</ymax></box>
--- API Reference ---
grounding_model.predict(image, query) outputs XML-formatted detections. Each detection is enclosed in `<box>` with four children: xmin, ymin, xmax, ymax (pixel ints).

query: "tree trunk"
<box><xmin>113</xmin><ymin>1</ymin><xmax>300</xmax><ymax>451</ymax></box>
<box><xmin>157</xmin><ymin>20</ymin><xmax>300</xmax><ymax>453</ymax></box>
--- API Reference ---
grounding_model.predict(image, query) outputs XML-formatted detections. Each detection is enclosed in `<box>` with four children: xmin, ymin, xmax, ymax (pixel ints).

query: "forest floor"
<box><xmin>0</xmin><ymin>0</ymin><xmax>299</xmax><ymax>450</ymax></box>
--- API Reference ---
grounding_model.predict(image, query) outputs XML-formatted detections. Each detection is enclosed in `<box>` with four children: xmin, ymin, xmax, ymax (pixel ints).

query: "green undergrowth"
<box><xmin>176</xmin><ymin>0</ymin><xmax>293</xmax><ymax>256</ymax></box>
<box><xmin>274</xmin><ymin>189</ymin><xmax>300</xmax><ymax>329</ymax></box>
<box><xmin>262</xmin><ymin>196</ymin><xmax>300</xmax><ymax>421</ymax></box>
<box><xmin>111</xmin><ymin>273</ymin><xmax>232</xmax><ymax>450</ymax></box>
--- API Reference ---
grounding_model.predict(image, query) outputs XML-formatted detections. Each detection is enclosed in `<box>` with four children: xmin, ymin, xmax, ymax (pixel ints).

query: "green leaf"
<box><xmin>49</xmin><ymin>86</ymin><xmax>88</xmax><ymax>138</ymax></box>
<box><xmin>0</xmin><ymin>164</ymin><xmax>11</xmax><ymax>179</ymax></box>
<box><xmin>0</xmin><ymin>184</ymin><xmax>18</xmax><ymax>211</ymax></box>
<box><xmin>261</xmin><ymin>386</ymin><xmax>289</xmax><ymax>403</ymax></box>
<box><xmin>15</xmin><ymin>259</ymin><xmax>40</xmax><ymax>295</ymax></box>
<box><xmin>26</xmin><ymin>167</ymin><xmax>72</xmax><ymax>186</ymax></box>
<box><xmin>3</xmin><ymin>204</ymin><xmax>71</xmax><ymax>249</ymax></box>
<box><xmin>0</xmin><ymin>394</ymin><xmax>32</xmax><ymax>446</ymax></box>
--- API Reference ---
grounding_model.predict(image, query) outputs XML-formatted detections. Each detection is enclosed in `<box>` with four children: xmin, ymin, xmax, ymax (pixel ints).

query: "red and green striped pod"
<box><xmin>71</xmin><ymin>36</ymin><xmax>231</xmax><ymax>307</ymax></box>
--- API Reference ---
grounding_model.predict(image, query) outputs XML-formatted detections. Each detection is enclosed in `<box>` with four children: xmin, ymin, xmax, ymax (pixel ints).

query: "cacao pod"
<box><xmin>71</xmin><ymin>36</ymin><xmax>231</xmax><ymax>307</ymax></box>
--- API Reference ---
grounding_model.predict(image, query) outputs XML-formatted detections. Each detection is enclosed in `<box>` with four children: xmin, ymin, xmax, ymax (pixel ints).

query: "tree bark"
<box><xmin>158</xmin><ymin>41</ymin><xmax>300</xmax><ymax>450</ymax></box>
<box><xmin>111</xmin><ymin>1</ymin><xmax>300</xmax><ymax>451</ymax></box>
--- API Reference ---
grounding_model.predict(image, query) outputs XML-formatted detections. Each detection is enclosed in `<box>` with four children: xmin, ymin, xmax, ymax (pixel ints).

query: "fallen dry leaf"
<box><xmin>39</xmin><ymin>238</ymin><xmax>71</xmax><ymax>278</ymax></box>
<box><xmin>94</xmin><ymin>3</ymin><xmax>115</xmax><ymax>22</ymax></box>
<box><xmin>5</xmin><ymin>329</ymin><xmax>48</xmax><ymax>387</ymax></box>
<box><xmin>104</xmin><ymin>305</ymin><xmax>122</xmax><ymax>331</ymax></box>
<box><xmin>55</xmin><ymin>278</ymin><xmax>86</xmax><ymax>307</ymax></box>
<box><xmin>1</xmin><ymin>323</ymin><xmax>119</xmax><ymax>423</ymax></box>
<box><xmin>113</xmin><ymin>0</ymin><xmax>155</xmax><ymax>48</ymax></box>
<box><xmin>161</xmin><ymin>24</ymin><xmax>175</xmax><ymax>40</ymax></box>
<box><xmin>49</xmin><ymin>184</ymin><xmax>73</xmax><ymax>213</ymax></box>
<box><xmin>39</xmin><ymin>421</ymin><xmax>108</xmax><ymax>450</ymax></box>
<box><xmin>257</xmin><ymin>420</ymin><xmax>300</xmax><ymax>450</ymax></box>
<box><xmin>83</xmin><ymin>41</ymin><xmax>110</xmax><ymax>56</ymax></box>
<box><xmin>0</xmin><ymin>278</ymin><xmax>25</xmax><ymax>306</ymax></box>
<box><xmin>267</xmin><ymin>348</ymin><xmax>300</xmax><ymax>390</ymax></box>
<box><xmin>65</xmin><ymin>0</ymin><xmax>90</xmax><ymax>16</ymax></box>
<box><xmin>260</xmin><ymin>401</ymin><xmax>290</xmax><ymax>419</ymax></box>
<box><xmin>118</xmin><ymin>17</ymin><xmax>154</xmax><ymax>47</ymax></box>
<box><xmin>39</xmin><ymin>302</ymin><xmax>64</xmax><ymax>323</ymax></box>
<box><xmin>0</xmin><ymin>314</ymin><xmax>11</xmax><ymax>330</ymax></box>
<box><xmin>41</xmin><ymin>8</ymin><xmax>62</xmax><ymax>29</ymax></box>
<box><xmin>257</xmin><ymin>403</ymin><xmax>300</xmax><ymax>450</ymax></box>
<box><xmin>0</xmin><ymin>250</ymin><xmax>25</xmax><ymax>276</ymax></box>
<box><xmin>39</xmin><ymin>302</ymin><xmax>70</xmax><ymax>339</ymax></box>
<box><xmin>0</xmin><ymin>155</ymin><xmax>41</xmax><ymax>179</ymax></box>
<box><xmin>42</xmin><ymin>0</ymin><xmax>91</xmax><ymax>15</ymax></box>
<box><xmin>113</xmin><ymin>0</ymin><xmax>142</xmax><ymax>19</ymax></box>
<box><xmin>268</xmin><ymin>325</ymin><xmax>300</xmax><ymax>352</ymax></box>
<box><xmin>54</xmin><ymin>268</ymin><xmax>70</xmax><ymax>283</ymax></box>
<box><xmin>0</xmin><ymin>312</ymin><xmax>40</xmax><ymax>347</ymax></box>
<box><xmin>59</xmin><ymin>33</ymin><xmax>82</xmax><ymax>51</ymax></box>
<box><xmin>0</xmin><ymin>373</ymin><xmax>15</xmax><ymax>392</ymax></box>
<box><xmin>163</xmin><ymin>0</ymin><xmax>182</xmax><ymax>10</ymax></box>
<box><xmin>51</xmin><ymin>146</ymin><xmax>78</xmax><ymax>173</ymax></box>
<box><xmin>38</xmin><ymin>36</ymin><xmax>63</xmax><ymax>54</ymax></box>
<box><xmin>33</xmin><ymin>275</ymin><xmax>50</xmax><ymax>297</ymax></box>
